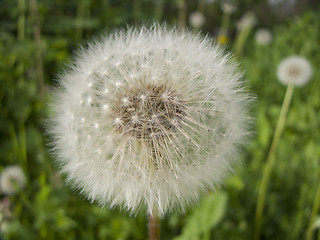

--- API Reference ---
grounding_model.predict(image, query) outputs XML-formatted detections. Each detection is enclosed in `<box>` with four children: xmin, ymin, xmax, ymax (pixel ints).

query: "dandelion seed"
<box><xmin>48</xmin><ymin>26</ymin><xmax>252</xmax><ymax>217</ymax></box>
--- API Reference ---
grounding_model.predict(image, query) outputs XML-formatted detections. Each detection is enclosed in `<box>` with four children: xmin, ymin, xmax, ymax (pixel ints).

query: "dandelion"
<box><xmin>221</xmin><ymin>2</ymin><xmax>236</xmax><ymax>14</ymax></box>
<box><xmin>234</xmin><ymin>12</ymin><xmax>257</xmax><ymax>55</ymax></box>
<box><xmin>254</xmin><ymin>55</ymin><xmax>312</xmax><ymax>240</ymax></box>
<box><xmin>189</xmin><ymin>12</ymin><xmax>206</xmax><ymax>29</ymax></box>
<box><xmin>236</xmin><ymin>12</ymin><xmax>257</xmax><ymax>30</ymax></box>
<box><xmin>255</xmin><ymin>29</ymin><xmax>272</xmax><ymax>46</ymax></box>
<box><xmin>48</xmin><ymin>26</ymin><xmax>251</xmax><ymax>220</ymax></box>
<box><xmin>277</xmin><ymin>56</ymin><xmax>312</xmax><ymax>86</ymax></box>
<box><xmin>0</xmin><ymin>166</ymin><xmax>26</xmax><ymax>196</ymax></box>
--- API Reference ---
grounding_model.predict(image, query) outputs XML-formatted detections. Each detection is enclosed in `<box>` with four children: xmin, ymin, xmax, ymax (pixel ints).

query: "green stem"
<box><xmin>306</xmin><ymin>183</ymin><xmax>320</xmax><ymax>240</ymax></box>
<box><xmin>18</xmin><ymin>0</ymin><xmax>25</xmax><ymax>41</ymax></box>
<box><xmin>197</xmin><ymin>0</ymin><xmax>206</xmax><ymax>13</ymax></box>
<box><xmin>154</xmin><ymin>0</ymin><xmax>164</xmax><ymax>21</ymax></box>
<box><xmin>234</xmin><ymin>25</ymin><xmax>251</xmax><ymax>56</ymax></box>
<box><xmin>30</xmin><ymin>0</ymin><xmax>46</xmax><ymax>100</ymax></box>
<box><xmin>177</xmin><ymin>0</ymin><xmax>187</xmax><ymax>29</ymax></box>
<box><xmin>219</xmin><ymin>12</ymin><xmax>230</xmax><ymax>36</ymax></box>
<box><xmin>17</xmin><ymin>0</ymin><xmax>25</xmax><ymax>84</ymax></box>
<box><xmin>9</xmin><ymin>122</ymin><xmax>29</xmax><ymax>181</ymax></box>
<box><xmin>76</xmin><ymin>0</ymin><xmax>85</xmax><ymax>40</ymax></box>
<box><xmin>133</xmin><ymin>0</ymin><xmax>141</xmax><ymax>20</ymax></box>
<box><xmin>254</xmin><ymin>84</ymin><xmax>295</xmax><ymax>240</ymax></box>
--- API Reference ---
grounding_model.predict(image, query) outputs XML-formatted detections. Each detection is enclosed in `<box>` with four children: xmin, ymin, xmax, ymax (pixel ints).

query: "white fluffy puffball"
<box><xmin>0</xmin><ymin>166</ymin><xmax>26</xmax><ymax>195</ymax></box>
<box><xmin>221</xmin><ymin>2</ymin><xmax>236</xmax><ymax>14</ymax></box>
<box><xmin>255</xmin><ymin>29</ymin><xmax>272</xmax><ymax>45</ymax></box>
<box><xmin>48</xmin><ymin>26</ymin><xmax>252</xmax><ymax>217</ymax></box>
<box><xmin>189</xmin><ymin>12</ymin><xmax>206</xmax><ymax>29</ymax></box>
<box><xmin>277</xmin><ymin>56</ymin><xmax>312</xmax><ymax>86</ymax></box>
<box><xmin>237</xmin><ymin>12</ymin><xmax>257</xmax><ymax>30</ymax></box>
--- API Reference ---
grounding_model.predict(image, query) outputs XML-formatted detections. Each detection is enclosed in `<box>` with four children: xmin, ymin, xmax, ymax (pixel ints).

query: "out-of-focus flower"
<box><xmin>48</xmin><ymin>26</ymin><xmax>252</xmax><ymax>217</ymax></box>
<box><xmin>189</xmin><ymin>12</ymin><xmax>206</xmax><ymax>29</ymax></box>
<box><xmin>255</xmin><ymin>29</ymin><xmax>272</xmax><ymax>45</ymax></box>
<box><xmin>237</xmin><ymin>12</ymin><xmax>257</xmax><ymax>30</ymax></box>
<box><xmin>277</xmin><ymin>56</ymin><xmax>312</xmax><ymax>86</ymax></box>
<box><xmin>0</xmin><ymin>166</ymin><xmax>26</xmax><ymax>196</ymax></box>
<box><xmin>0</xmin><ymin>198</ymin><xmax>12</xmax><ymax>233</ymax></box>
<box><xmin>221</xmin><ymin>2</ymin><xmax>236</xmax><ymax>14</ymax></box>
<box><xmin>217</xmin><ymin>34</ymin><xmax>229</xmax><ymax>44</ymax></box>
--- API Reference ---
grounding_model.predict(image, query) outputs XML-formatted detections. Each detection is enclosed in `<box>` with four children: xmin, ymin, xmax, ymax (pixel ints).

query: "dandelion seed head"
<box><xmin>221</xmin><ymin>2</ymin><xmax>236</xmax><ymax>14</ymax></box>
<box><xmin>48</xmin><ymin>26</ymin><xmax>252</xmax><ymax>217</ymax></box>
<box><xmin>189</xmin><ymin>12</ymin><xmax>206</xmax><ymax>29</ymax></box>
<box><xmin>0</xmin><ymin>166</ymin><xmax>26</xmax><ymax>196</ymax></box>
<box><xmin>237</xmin><ymin>12</ymin><xmax>257</xmax><ymax>30</ymax></box>
<box><xmin>277</xmin><ymin>56</ymin><xmax>312</xmax><ymax>86</ymax></box>
<box><xmin>255</xmin><ymin>29</ymin><xmax>272</xmax><ymax>45</ymax></box>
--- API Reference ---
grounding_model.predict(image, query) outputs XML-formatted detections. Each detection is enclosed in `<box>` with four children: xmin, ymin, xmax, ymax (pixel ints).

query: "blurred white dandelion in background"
<box><xmin>189</xmin><ymin>12</ymin><xmax>206</xmax><ymax>29</ymax></box>
<box><xmin>277</xmin><ymin>56</ymin><xmax>312</xmax><ymax>86</ymax></box>
<box><xmin>221</xmin><ymin>2</ymin><xmax>236</xmax><ymax>14</ymax></box>
<box><xmin>0</xmin><ymin>166</ymin><xmax>26</xmax><ymax>196</ymax></box>
<box><xmin>237</xmin><ymin>12</ymin><xmax>257</xmax><ymax>30</ymax></box>
<box><xmin>255</xmin><ymin>29</ymin><xmax>272</xmax><ymax>45</ymax></box>
<box><xmin>48</xmin><ymin>26</ymin><xmax>252</xmax><ymax>217</ymax></box>
<box><xmin>254</xmin><ymin>55</ymin><xmax>312</xmax><ymax>239</ymax></box>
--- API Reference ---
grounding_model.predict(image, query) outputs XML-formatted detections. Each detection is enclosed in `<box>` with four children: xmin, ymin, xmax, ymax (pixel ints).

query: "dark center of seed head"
<box><xmin>288</xmin><ymin>66</ymin><xmax>300</xmax><ymax>78</ymax></box>
<box><xmin>111</xmin><ymin>84</ymin><xmax>187</xmax><ymax>139</ymax></box>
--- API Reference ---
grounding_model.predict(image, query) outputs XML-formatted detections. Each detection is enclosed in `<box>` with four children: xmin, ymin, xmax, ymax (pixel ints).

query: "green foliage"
<box><xmin>174</xmin><ymin>191</ymin><xmax>228</xmax><ymax>240</ymax></box>
<box><xmin>0</xmin><ymin>0</ymin><xmax>319</xmax><ymax>239</ymax></box>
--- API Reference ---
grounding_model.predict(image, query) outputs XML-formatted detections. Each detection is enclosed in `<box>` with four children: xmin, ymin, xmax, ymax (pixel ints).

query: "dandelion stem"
<box><xmin>220</xmin><ymin>12</ymin><xmax>231</xmax><ymax>36</ymax></box>
<box><xmin>18</xmin><ymin>0</ymin><xmax>25</xmax><ymax>41</ymax></box>
<box><xmin>154</xmin><ymin>0</ymin><xmax>164</xmax><ymax>21</ymax></box>
<box><xmin>254</xmin><ymin>84</ymin><xmax>295</xmax><ymax>240</ymax></box>
<box><xmin>30</xmin><ymin>0</ymin><xmax>46</xmax><ymax>100</ymax></box>
<box><xmin>148</xmin><ymin>215</ymin><xmax>161</xmax><ymax>240</ymax></box>
<box><xmin>306</xmin><ymin>183</ymin><xmax>320</xmax><ymax>240</ymax></box>
<box><xmin>197</xmin><ymin>0</ymin><xmax>206</xmax><ymax>13</ymax></box>
<box><xmin>177</xmin><ymin>0</ymin><xmax>187</xmax><ymax>29</ymax></box>
<box><xmin>234</xmin><ymin>25</ymin><xmax>251</xmax><ymax>56</ymax></box>
<box><xmin>17</xmin><ymin>0</ymin><xmax>25</xmax><ymax>84</ymax></box>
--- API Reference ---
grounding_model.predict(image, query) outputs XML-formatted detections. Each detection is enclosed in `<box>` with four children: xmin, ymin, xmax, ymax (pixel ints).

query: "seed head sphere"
<box><xmin>49</xmin><ymin>26</ymin><xmax>251</xmax><ymax>216</ymax></box>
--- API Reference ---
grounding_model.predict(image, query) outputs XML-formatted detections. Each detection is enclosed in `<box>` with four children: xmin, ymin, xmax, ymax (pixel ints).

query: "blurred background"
<box><xmin>0</xmin><ymin>0</ymin><xmax>320</xmax><ymax>239</ymax></box>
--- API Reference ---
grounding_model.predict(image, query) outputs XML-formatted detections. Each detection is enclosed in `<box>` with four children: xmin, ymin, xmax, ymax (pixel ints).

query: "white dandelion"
<box><xmin>48</xmin><ymin>26</ymin><xmax>252</xmax><ymax>217</ymax></box>
<box><xmin>0</xmin><ymin>166</ymin><xmax>26</xmax><ymax>196</ymax></box>
<box><xmin>277</xmin><ymin>56</ymin><xmax>312</xmax><ymax>86</ymax></box>
<box><xmin>255</xmin><ymin>29</ymin><xmax>272</xmax><ymax>45</ymax></box>
<box><xmin>189</xmin><ymin>12</ymin><xmax>206</xmax><ymax>29</ymax></box>
<box><xmin>221</xmin><ymin>2</ymin><xmax>236</xmax><ymax>14</ymax></box>
<box><xmin>237</xmin><ymin>12</ymin><xmax>257</xmax><ymax>30</ymax></box>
